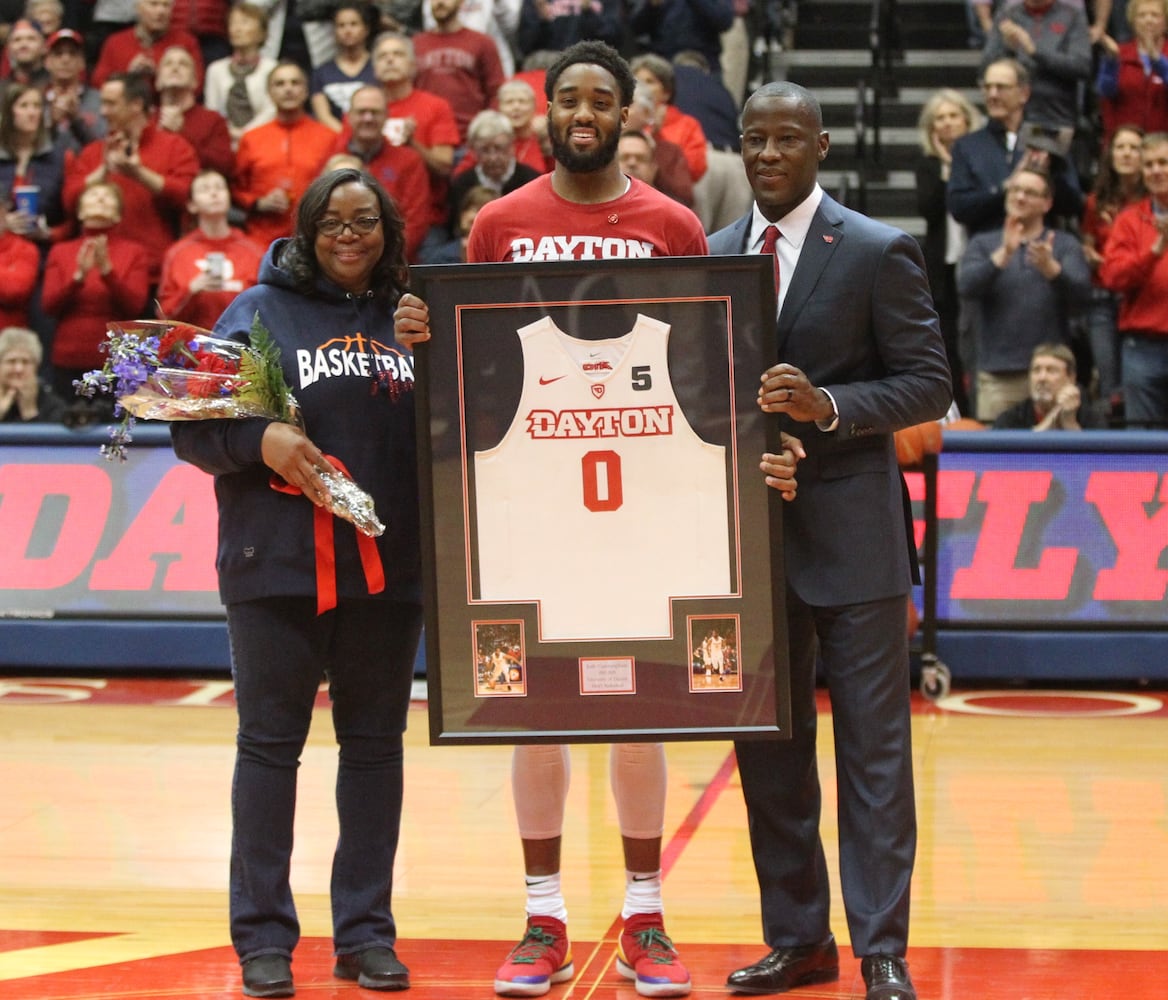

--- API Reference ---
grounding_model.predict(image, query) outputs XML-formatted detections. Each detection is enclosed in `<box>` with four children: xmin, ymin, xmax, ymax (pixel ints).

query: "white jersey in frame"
<box><xmin>473</xmin><ymin>313</ymin><xmax>732</xmax><ymax>641</ymax></box>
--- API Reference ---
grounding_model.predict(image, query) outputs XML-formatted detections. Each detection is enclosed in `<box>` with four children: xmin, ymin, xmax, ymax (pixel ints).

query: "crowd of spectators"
<box><xmin>928</xmin><ymin>0</ymin><xmax>1168</xmax><ymax>430</ymax></box>
<box><xmin>7</xmin><ymin>0</ymin><xmax>1167</xmax><ymax>430</ymax></box>
<box><xmin>0</xmin><ymin>0</ymin><xmax>755</xmax><ymax>426</ymax></box>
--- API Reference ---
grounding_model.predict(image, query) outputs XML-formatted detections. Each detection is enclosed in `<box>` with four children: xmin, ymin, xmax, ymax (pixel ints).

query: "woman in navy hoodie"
<box><xmin>172</xmin><ymin>167</ymin><xmax>421</xmax><ymax>998</ymax></box>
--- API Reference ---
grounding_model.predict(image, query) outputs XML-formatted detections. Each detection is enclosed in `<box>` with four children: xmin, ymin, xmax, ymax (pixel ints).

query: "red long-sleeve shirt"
<box><xmin>232</xmin><ymin>115</ymin><xmax>335</xmax><ymax>251</ymax></box>
<box><xmin>42</xmin><ymin>231</ymin><xmax>153</xmax><ymax>370</ymax></box>
<box><xmin>91</xmin><ymin>27</ymin><xmax>205</xmax><ymax>90</ymax></box>
<box><xmin>153</xmin><ymin>104</ymin><xmax>235</xmax><ymax>180</ymax></box>
<box><xmin>1099</xmin><ymin>196</ymin><xmax>1168</xmax><ymax>336</ymax></box>
<box><xmin>658</xmin><ymin>104</ymin><xmax>708</xmax><ymax>183</ymax></box>
<box><xmin>0</xmin><ymin>232</ymin><xmax>40</xmax><ymax>329</ymax></box>
<box><xmin>63</xmin><ymin>124</ymin><xmax>201</xmax><ymax>282</ymax></box>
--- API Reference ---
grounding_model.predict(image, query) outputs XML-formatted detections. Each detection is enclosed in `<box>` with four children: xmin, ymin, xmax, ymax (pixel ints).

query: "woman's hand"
<box><xmin>394</xmin><ymin>292</ymin><xmax>431</xmax><ymax>347</ymax></box>
<box><xmin>261</xmin><ymin>422</ymin><xmax>335</xmax><ymax>507</ymax></box>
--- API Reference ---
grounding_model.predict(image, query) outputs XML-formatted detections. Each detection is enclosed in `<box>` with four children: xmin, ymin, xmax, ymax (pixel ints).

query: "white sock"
<box><xmin>525</xmin><ymin>872</ymin><xmax>568</xmax><ymax>923</ymax></box>
<box><xmin>621</xmin><ymin>869</ymin><xmax>663</xmax><ymax>920</ymax></box>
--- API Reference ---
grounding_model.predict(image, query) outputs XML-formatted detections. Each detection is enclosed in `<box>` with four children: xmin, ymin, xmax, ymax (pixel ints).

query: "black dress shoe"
<box><xmin>861</xmin><ymin>954</ymin><xmax>916</xmax><ymax>1000</ymax></box>
<box><xmin>241</xmin><ymin>954</ymin><xmax>294</xmax><ymax>998</ymax></box>
<box><xmin>726</xmin><ymin>935</ymin><xmax>839</xmax><ymax>994</ymax></box>
<box><xmin>333</xmin><ymin>946</ymin><xmax>410</xmax><ymax>991</ymax></box>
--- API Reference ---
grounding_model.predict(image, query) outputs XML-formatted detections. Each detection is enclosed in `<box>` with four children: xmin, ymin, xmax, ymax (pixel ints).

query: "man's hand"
<box><xmin>760</xmin><ymin>431</ymin><xmax>806</xmax><ymax>500</ymax></box>
<box><xmin>394</xmin><ymin>292</ymin><xmax>431</xmax><ymax>347</ymax></box>
<box><xmin>758</xmin><ymin>363</ymin><xmax>834</xmax><ymax>424</ymax></box>
<box><xmin>999</xmin><ymin>20</ymin><xmax>1035</xmax><ymax>56</ymax></box>
<box><xmin>1025</xmin><ymin>231</ymin><xmax>1062</xmax><ymax>279</ymax></box>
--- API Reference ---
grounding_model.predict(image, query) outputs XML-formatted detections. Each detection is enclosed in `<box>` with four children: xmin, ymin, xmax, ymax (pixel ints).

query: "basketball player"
<box><xmin>490</xmin><ymin>646</ymin><xmax>515</xmax><ymax>691</ymax></box>
<box><xmin>395</xmin><ymin>40</ymin><xmax>711</xmax><ymax>1000</ymax></box>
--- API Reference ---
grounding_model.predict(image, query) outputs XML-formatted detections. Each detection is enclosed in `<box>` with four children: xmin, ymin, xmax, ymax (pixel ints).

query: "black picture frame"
<box><xmin>411</xmin><ymin>254</ymin><xmax>790</xmax><ymax>744</ymax></box>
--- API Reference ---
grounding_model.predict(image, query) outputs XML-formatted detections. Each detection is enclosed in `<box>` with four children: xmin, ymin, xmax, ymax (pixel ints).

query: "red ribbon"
<box><xmin>270</xmin><ymin>455</ymin><xmax>385</xmax><ymax>615</ymax></box>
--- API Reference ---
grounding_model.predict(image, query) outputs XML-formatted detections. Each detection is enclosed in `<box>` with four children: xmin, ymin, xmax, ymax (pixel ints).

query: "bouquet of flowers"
<box><xmin>75</xmin><ymin>316</ymin><xmax>385</xmax><ymax>537</ymax></box>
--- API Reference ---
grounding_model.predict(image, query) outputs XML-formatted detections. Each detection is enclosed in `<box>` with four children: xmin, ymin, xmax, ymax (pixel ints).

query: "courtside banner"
<box><xmin>906</xmin><ymin>431</ymin><xmax>1168</xmax><ymax>628</ymax></box>
<box><xmin>0</xmin><ymin>425</ymin><xmax>222</xmax><ymax>620</ymax></box>
<box><xmin>2</xmin><ymin>427</ymin><xmax>1163</xmax><ymax>646</ymax></box>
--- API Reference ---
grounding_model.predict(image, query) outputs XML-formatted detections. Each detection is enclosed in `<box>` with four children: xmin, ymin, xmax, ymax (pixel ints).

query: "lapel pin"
<box><xmin>823</xmin><ymin>235</ymin><xmax>834</xmax><ymax>243</ymax></box>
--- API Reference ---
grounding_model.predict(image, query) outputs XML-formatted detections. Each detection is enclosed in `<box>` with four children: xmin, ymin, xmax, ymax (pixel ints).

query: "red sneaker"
<box><xmin>617</xmin><ymin>912</ymin><xmax>692</xmax><ymax>997</ymax></box>
<box><xmin>494</xmin><ymin>915</ymin><xmax>574</xmax><ymax>996</ymax></box>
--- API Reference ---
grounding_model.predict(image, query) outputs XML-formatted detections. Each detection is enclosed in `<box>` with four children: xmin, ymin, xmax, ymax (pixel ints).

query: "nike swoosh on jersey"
<box><xmin>539</xmin><ymin>375</ymin><xmax>567</xmax><ymax>385</ymax></box>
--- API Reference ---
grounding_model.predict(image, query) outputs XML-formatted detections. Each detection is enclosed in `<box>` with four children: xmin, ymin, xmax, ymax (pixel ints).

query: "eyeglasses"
<box><xmin>316</xmin><ymin>216</ymin><xmax>381</xmax><ymax>237</ymax></box>
<box><xmin>1006</xmin><ymin>186</ymin><xmax>1048</xmax><ymax>199</ymax></box>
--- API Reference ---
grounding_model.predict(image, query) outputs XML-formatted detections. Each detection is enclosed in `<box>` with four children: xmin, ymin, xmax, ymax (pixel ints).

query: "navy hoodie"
<box><xmin>171</xmin><ymin>238</ymin><xmax>421</xmax><ymax>606</ymax></box>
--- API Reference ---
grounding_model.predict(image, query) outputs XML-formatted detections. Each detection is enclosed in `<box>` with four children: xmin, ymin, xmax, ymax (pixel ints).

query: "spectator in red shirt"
<box><xmin>412</xmin><ymin>0</ymin><xmax>505</xmax><ymax>143</ymax></box>
<box><xmin>630</xmin><ymin>51</ymin><xmax>707</xmax><ymax>183</ymax></box>
<box><xmin>63</xmin><ymin>71</ymin><xmax>200</xmax><ymax>283</ymax></box>
<box><xmin>91</xmin><ymin>0</ymin><xmax>204</xmax><ymax>91</ymax></box>
<box><xmin>231</xmin><ymin>60</ymin><xmax>335</xmax><ymax>250</ymax></box>
<box><xmin>154</xmin><ymin>44</ymin><xmax>234</xmax><ymax>179</ymax></box>
<box><xmin>371</xmin><ymin>30</ymin><xmax>460</xmax><ymax>252</ymax></box>
<box><xmin>156</xmin><ymin>168</ymin><xmax>264</xmax><ymax>327</ymax></box>
<box><xmin>331</xmin><ymin>83</ymin><xmax>430</xmax><ymax>260</ymax></box>
<box><xmin>41</xmin><ymin>180</ymin><xmax>152</xmax><ymax>399</ymax></box>
<box><xmin>624</xmin><ymin>80</ymin><xmax>695</xmax><ymax>209</ymax></box>
<box><xmin>0</xmin><ymin>211</ymin><xmax>41</xmax><ymax>331</ymax></box>
<box><xmin>493</xmin><ymin>77</ymin><xmax>550</xmax><ymax>172</ymax></box>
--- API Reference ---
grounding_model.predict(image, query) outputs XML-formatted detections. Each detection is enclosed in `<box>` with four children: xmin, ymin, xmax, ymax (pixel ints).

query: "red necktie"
<box><xmin>761</xmin><ymin>224</ymin><xmax>781</xmax><ymax>299</ymax></box>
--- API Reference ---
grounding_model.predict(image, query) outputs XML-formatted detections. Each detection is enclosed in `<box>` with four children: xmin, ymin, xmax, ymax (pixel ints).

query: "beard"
<box><xmin>549</xmin><ymin>122</ymin><xmax>621</xmax><ymax>174</ymax></box>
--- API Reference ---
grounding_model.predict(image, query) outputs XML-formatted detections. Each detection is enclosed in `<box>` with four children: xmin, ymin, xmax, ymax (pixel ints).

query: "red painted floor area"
<box><xmin>0</xmin><ymin>938</ymin><xmax>1163</xmax><ymax>1000</ymax></box>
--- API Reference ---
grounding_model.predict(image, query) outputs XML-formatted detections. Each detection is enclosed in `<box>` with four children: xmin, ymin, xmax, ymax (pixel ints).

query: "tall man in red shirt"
<box><xmin>331</xmin><ymin>84</ymin><xmax>431</xmax><ymax>261</ymax></box>
<box><xmin>412</xmin><ymin>0</ymin><xmax>505</xmax><ymax>143</ymax></box>
<box><xmin>153</xmin><ymin>45</ymin><xmax>234</xmax><ymax>179</ymax></box>
<box><xmin>372</xmin><ymin>30</ymin><xmax>460</xmax><ymax>258</ymax></box>
<box><xmin>63</xmin><ymin>71</ymin><xmax>200</xmax><ymax>284</ymax></box>
<box><xmin>395</xmin><ymin>41</ymin><xmax>712</xmax><ymax>1000</ymax></box>
<box><xmin>231</xmin><ymin>60</ymin><xmax>335</xmax><ymax>250</ymax></box>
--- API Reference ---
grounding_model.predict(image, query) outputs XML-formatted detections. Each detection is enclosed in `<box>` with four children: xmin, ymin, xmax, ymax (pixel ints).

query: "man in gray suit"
<box><xmin>709</xmin><ymin>82</ymin><xmax>951</xmax><ymax>1000</ymax></box>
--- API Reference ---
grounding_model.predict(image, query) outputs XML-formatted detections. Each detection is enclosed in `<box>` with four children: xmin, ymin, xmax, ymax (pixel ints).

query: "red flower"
<box><xmin>194</xmin><ymin>352</ymin><xmax>239</xmax><ymax>376</ymax></box>
<box><xmin>182</xmin><ymin>354</ymin><xmax>241</xmax><ymax>398</ymax></box>
<box><xmin>158</xmin><ymin>327</ymin><xmax>193</xmax><ymax>365</ymax></box>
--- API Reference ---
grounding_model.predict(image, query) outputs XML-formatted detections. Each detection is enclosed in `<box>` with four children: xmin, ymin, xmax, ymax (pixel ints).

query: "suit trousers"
<box><xmin>734</xmin><ymin>587</ymin><xmax>916</xmax><ymax>958</ymax></box>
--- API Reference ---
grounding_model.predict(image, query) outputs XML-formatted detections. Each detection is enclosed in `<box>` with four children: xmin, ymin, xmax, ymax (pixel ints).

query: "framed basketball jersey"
<box><xmin>412</xmin><ymin>256</ymin><xmax>789</xmax><ymax>744</ymax></box>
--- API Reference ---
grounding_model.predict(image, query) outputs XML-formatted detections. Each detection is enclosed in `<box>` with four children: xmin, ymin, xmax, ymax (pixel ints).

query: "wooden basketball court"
<box><xmin>1</xmin><ymin>677</ymin><xmax>1166</xmax><ymax>999</ymax></box>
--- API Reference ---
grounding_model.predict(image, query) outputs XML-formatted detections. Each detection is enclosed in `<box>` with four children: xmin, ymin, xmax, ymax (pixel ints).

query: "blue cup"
<box><xmin>13</xmin><ymin>185</ymin><xmax>39</xmax><ymax>217</ymax></box>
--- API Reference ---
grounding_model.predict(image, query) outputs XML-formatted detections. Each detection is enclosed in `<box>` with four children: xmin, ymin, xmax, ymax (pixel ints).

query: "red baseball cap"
<box><xmin>47</xmin><ymin>28</ymin><xmax>85</xmax><ymax>50</ymax></box>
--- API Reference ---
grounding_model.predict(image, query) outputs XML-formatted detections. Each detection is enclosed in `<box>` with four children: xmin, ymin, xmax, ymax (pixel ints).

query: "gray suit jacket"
<box><xmin>709</xmin><ymin>193</ymin><xmax>952</xmax><ymax>607</ymax></box>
